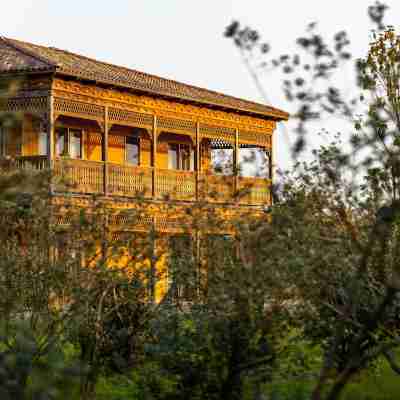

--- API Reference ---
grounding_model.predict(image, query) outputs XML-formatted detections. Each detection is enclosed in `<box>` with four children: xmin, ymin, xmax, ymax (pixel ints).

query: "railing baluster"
<box><xmin>11</xmin><ymin>157</ymin><xmax>270</xmax><ymax>205</ymax></box>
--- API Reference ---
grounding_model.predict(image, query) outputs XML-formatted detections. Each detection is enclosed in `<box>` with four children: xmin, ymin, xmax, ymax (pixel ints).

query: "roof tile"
<box><xmin>0</xmin><ymin>37</ymin><xmax>288</xmax><ymax>120</ymax></box>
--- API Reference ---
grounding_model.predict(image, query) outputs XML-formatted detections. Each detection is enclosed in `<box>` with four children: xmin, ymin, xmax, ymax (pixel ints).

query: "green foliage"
<box><xmin>0</xmin><ymin>324</ymin><xmax>81</xmax><ymax>400</ymax></box>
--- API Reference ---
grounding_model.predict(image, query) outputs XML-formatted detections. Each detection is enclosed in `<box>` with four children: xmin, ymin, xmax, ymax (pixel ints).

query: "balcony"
<box><xmin>13</xmin><ymin>156</ymin><xmax>271</xmax><ymax>206</ymax></box>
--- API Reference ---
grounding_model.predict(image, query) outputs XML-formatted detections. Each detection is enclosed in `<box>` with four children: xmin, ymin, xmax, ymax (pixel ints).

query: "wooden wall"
<box><xmin>14</xmin><ymin>114</ymin><xmax>213</xmax><ymax>172</ymax></box>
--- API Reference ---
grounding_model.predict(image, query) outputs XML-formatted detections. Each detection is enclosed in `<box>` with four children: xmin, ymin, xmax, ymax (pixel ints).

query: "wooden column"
<box><xmin>149</xmin><ymin>216</ymin><xmax>157</xmax><ymax>303</ymax></box>
<box><xmin>234</xmin><ymin>128</ymin><xmax>239</xmax><ymax>199</ymax></box>
<box><xmin>195</xmin><ymin>121</ymin><xmax>200</xmax><ymax>200</ymax></box>
<box><xmin>47</xmin><ymin>94</ymin><xmax>55</xmax><ymax>163</ymax></box>
<box><xmin>103</xmin><ymin>106</ymin><xmax>109</xmax><ymax>195</ymax></box>
<box><xmin>152</xmin><ymin>115</ymin><xmax>158</xmax><ymax>198</ymax></box>
<box><xmin>270</xmin><ymin>131</ymin><xmax>274</xmax><ymax>205</ymax></box>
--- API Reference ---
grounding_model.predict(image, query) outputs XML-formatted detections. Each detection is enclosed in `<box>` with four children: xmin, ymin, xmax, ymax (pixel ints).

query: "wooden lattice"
<box><xmin>53</xmin><ymin>159</ymin><xmax>104</xmax><ymax>194</ymax></box>
<box><xmin>109</xmin><ymin>135</ymin><xmax>124</xmax><ymax>148</ymax></box>
<box><xmin>155</xmin><ymin>216</ymin><xmax>189</xmax><ymax>233</ymax></box>
<box><xmin>237</xmin><ymin>177</ymin><xmax>270</xmax><ymax>205</ymax></box>
<box><xmin>2</xmin><ymin>96</ymin><xmax>48</xmax><ymax>113</ymax></box>
<box><xmin>54</xmin><ymin>98</ymin><xmax>104</xmax><ymax>120</ymax></box>
<box><xmin>157</xmin><ymin>116</ymin><xmax>196</xmax><ymax>135</ymax></box>
<box><xmin>199</xmin><ymin>123</ymin><xmax>235</xmax><ymax>143</ymax></box>
<box><xmin>108</xmin><ymin>164</ymin><xmax>152</xmax><ymax>198</ymax></box>
<box><xmin>109</xmin><ymin>213</ymin><xmax>153</xmax><ymax>230</ymax></box>
<box><xmin>87</xmin><ymin>132</ymin><xmax>102</xmax><ymax>146</ymax></box>
<box><xmin>199</xmin><ymin>174</ymin><xmax>235</xmax><ymax>203</ymax></box>
<box><xmin>239</xmin><ymin>129</ymin><xmax>272</xmax><ymax>147</ymax></box>
<box><xmin>108</xmin><ymin>107</ymin><xmax>153</xmax><ymax>128</ymax></box>
<box><xmin>156</xmin><ymin>169</ymin><xmax>196</xmax><ymax>201</ymax></box>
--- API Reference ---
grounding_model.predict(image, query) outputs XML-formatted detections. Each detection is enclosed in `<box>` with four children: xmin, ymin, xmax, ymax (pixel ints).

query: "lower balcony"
<box><xmin>13</xmin><ymin>156</ymin><xmax>271</xmax><ymax>206</ymax></box>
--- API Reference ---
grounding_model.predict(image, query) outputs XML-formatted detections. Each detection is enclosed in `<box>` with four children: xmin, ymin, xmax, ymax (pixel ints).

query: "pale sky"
<box><xmin>2</xmin><ymin>0</ymin><xmax>400</xmax><ymax>171</ymax></box>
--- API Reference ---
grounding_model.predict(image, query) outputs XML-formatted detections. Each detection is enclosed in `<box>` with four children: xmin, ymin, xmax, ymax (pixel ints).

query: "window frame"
<box><xmin>168</xmin><ymin>142</ymin><xmax>194</xmax><ymax>171</ymax></box>
<box><xmin>125</xmin><ymin>135</ymin><xmax>140</xmax><ymax>166</ymax></box>
<box><xmin>38</xmin><ymin>130</ymin><xmax>48</xmax><ymax>156</ymax></box>
<box><xmin>55</xmin><ymin>126</ymin><xmax>84</xmax><ymax>159</ymax></box>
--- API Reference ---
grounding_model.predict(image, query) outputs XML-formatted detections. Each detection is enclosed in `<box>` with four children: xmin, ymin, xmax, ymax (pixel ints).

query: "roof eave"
<box><xmin>54</xmin><ymin>69</ymin><xmax>289</xmax><ymax>121</ymax></box>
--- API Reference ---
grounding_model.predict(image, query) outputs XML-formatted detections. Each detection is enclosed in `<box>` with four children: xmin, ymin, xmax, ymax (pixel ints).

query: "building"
<box><xmin>0</xmin><ymin>36</ymin><xmax>288</xmax><ymax>299</ymax></box>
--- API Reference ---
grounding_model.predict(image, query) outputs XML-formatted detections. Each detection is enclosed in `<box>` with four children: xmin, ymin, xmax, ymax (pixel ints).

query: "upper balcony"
<box><xmin>0</xmin><ymin>81</ymin><xmax>276</xmax><ymax>207</ymax></box>
<box><xmin>13</xmin><ymin>153</ymin><xmax>271</xmax><ymax>206</ymax></box>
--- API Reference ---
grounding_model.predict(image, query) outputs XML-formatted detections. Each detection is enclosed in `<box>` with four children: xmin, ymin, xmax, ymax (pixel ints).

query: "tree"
<box><xmin>222</xmin><ymin>2</ymin><xmax>400</xmax><ymax>399</ymax></box>
<box><xmin>0</xmin><ymin>164</ymin><xmax>161</xmax><ymax>399</ymax></box>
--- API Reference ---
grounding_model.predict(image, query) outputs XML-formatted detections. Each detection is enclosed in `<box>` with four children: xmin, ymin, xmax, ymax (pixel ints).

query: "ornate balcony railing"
<box><xmin>53</xmin><ymin>159</ymin><xmax>104</xmax><ymax>194</ymax></box>
<box><xmin>200</xmin><ymin>174</ymin><xmax>235</xmax><ymax>204</ymax></box>
<box><xmin>237</xmin><ymin>176</ymin><xmax>271</xmax><ymax>205</ymax></box>
<box><xmin>14</xmin><ymin>155</ymin><xmax>49</xmax><ymax>170</ymax></box>
<box><xmin>13</xmin><ymin>157</ymin><xmax>270</xmax><ymax>206</ymax></box>
<box><xmin>108</xmin><ymin>163</ymin><xmax>152</xmax><ymax>198</ymax></box>
<box><xmin>156</xmin><ymin>169</ymin><xmax>196</xmax><ymax>201</ymax></box>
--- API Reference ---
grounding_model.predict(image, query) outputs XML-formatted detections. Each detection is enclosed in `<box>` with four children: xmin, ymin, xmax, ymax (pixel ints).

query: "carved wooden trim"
<box><xmin>108</xmin><ymin>107</ymin><xmax>153</xmax><ymax>128</ymax></box>
<box><xmin>239</xmin><ymin>129</ymin><xmax>273</xmax><ymax>147</ymax></box>
<box><xmin>0</xmin><ymin>96</ymin><xmax>48</xmax><ymax>115</ymax></box>
<box><xmin>157</xmin><ymin>115</ymin><xmax>197</xmax><ymax>138</ymax></box>
<box><xmin>54</xmin><ymin>97</ymin><xmax>104</xmax><ymax>121</ymax></box>
<box><xmin>199</xmin><ymin>123</ymin><xmax>236</xmax><ymax>143</ymax></box>
<box><xmin>52</xmin><ymin>79</ymin><xmax>275</xmax><ymax>131</ymax></box>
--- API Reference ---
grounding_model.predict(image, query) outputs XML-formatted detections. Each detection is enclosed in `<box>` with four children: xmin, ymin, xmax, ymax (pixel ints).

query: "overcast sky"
<box><xmin>2</xmin><ymin>0</ymin><xmax>400</xmax><ymax>170</ymax></box>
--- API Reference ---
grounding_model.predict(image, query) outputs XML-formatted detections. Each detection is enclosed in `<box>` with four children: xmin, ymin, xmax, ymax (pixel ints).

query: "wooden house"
<box><xmin>0</xmin><ymin>37</ymin><xmax>288</xmax><ymax>299</ymax></box>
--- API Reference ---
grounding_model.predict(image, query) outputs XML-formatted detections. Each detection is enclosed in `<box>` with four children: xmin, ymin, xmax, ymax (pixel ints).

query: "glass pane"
<box><xmin>126</xmin><ymin>136</ymin><xmax>139</xmax><ymax>165</ymax></box>
<box><xmin>38</xmin><ymin>131</ymin><xmax>48</xmax><ymax>156</ymax></box>
<box><xmin>211</xmin><ymin>149</ymin><xmax>233</xmax><ymax>175</ymax></box>
<box><xmin>181</xmin><ymin>144</ymin><xmax>191</xmax><ymax>171</ymax></box>
<box><xmin>168</xmin><ymin>144</ymin><xmax>178</xmax><ymax>170</ymax></box>
<box><xmin>70</xmin><ymin>130</ymin><xmax>82</xmax><ymax>159</ymax></box>
<box><xmin>56</xmin><ymin>128</ymin><xmax>67</xmax><ymax>156</ymax></box>
<box><xmin>239</xmin><ymin>148</ymin><xmax>268</xmax><ymax>178</ymax></box>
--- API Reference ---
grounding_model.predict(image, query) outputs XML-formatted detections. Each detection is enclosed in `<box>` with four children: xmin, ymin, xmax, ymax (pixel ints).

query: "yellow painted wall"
<box><xmin>103</xmin><ymin>233</ymin><xmax>169</xmax><ymax>302</ymax></box>
<box><xmin>157</xmin><ymin>132</ymin><xmax>194</xmax><ymax>169</ymax></box>
<box><xmin>140</xmin><ymin>136</ymin><xmax>151</xmax><ymax>167</ymax></box>
<box><xmin>86</xmin><ymin>132</ymin><xmax>102</xmax><ymax>161</ymax></box>
<box><xmin>22</xmin><ymin>114</ymin><xmax>38</xmax><ymax>156</ymax></box>
<box><xmin>108</xmin><ymin>133</ymin><xmax>125</xmax><ymax>164</ymax></box>
<box><xmin>107</xmin><ymin>126</ymin><xmax>153</xmax><ymax>166</ymax></box>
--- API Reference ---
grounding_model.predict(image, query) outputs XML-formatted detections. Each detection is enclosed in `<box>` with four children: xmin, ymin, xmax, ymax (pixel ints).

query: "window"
<box><xmin>38</xmin><ymin>131</ymin><xmax>48</xmax><ymax>156</ymax></box>
<box><xmin>55</xmin><ymin>127</ymin><xmax>83</xmax><ymax>159</ymax></box>
<box><xmin>211</xmin><ymin>148</ymin><xmax>234</xmax><ymax>175</ymax></box>
<box><xmin>168</xmin><ymin>144</ymin><xmax>178</xmax><ymax>170</ymax></box>
<box><xmin>238</xmin><ymin>148</ymin><xmax>271</xmax><ymax>178</ymax></box>
<box><xmin>56</xmin><ymin>127</ymin><xmax>68</xmax><ymax>156</ymax></box>
<box><xmin>70</xmin><ymin>130</ymin><xmax>83</xmax><ymax>159</ymax></box>
<box><xmin>126</xmin><ymin>136</ymin><xmax>139</xmax><ymax>165</ymax></box>
<box><xmin>168</xmin><ymin>143</ymin><xmax>194</xmax><ymax>171</ymax></box>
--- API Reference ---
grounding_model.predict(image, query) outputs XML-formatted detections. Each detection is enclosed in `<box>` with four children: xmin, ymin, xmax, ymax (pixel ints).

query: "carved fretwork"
<box><xmin>54</xmin><ymin>97</ymin><xmax>104</xmax><ymax>121</ymax></box>
<box><xmin>199</xmin><ymin>123</ymin><xmax>236</xmax><ymax>144</ymax></box>
<box><xmin>157</xmin><ymin>116</ymin><xmax>196</xmax><ymax>137</ymax></box>
<box><xmin>0</xmin><ymin>96</ymin><xmax>48</xmax><ymax>115</ymax></box>
<box><xmin>239</xmin><ymin>129</ymin><xmax>272</xmax><ymax>148</ymax></box>
<box><xmin>52</xmin><ymin>79</ymin><xmax>275</xmax><ymax>132</ymax></box>
<box><xmin>108</xmin><ymin>107</ymin><xmax>153</xmax><ymax>129</ymax></box>
<box><xmin>50</xmin><ymin>93</ymin><xmax>274</xmax><ymax>147</ymax></box>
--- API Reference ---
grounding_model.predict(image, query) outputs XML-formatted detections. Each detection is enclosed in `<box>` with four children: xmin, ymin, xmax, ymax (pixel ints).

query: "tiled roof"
<box><xmin>0</xmin><ymin>37</ymin><xmax>289</xmax><ymax>120</ymax></box>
